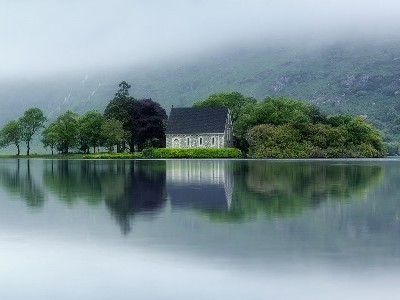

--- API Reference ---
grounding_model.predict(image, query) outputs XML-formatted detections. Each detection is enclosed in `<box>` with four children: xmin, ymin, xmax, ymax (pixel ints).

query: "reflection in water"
<box><xmin>44</xmin><ymin>160</ymin><xmax>105</xmax><ymax>205</ymax></box>
<box><xmin>166</xmin><ymin>160</ymin><xmax>233</xmax><ymax>211</ymax></box>
<box><xmin>0</xmin><ymin>159</ymin><xmax>45</xmax><ymax>207</ymax></box>
<box><xmin>224</xmin><ymin>161</ymin><xmax>383</xmax><ymax>220</ymax></box>
<box><xmin>42</xmin><ymin>160</ymin><xmax>167</xmax><ymax>234</ymax></box>
<box><xmin>104</xmin><ymin>161</ymin><xmax>166</xmax><ymax>234</ymax></box>
<box><xmin>1</xmin><ymin>159</ymin><xmax>399</xmax><ymax>299</ymax></box>
<box><xmin>0</xmin><ymin>159</ymin><xmax>383</xmax><ymax>229</ymax></box>
<box><xmin>164</xmin><ymin>160</ymin><xmax>382</xmax><ymax>221</ymax></box>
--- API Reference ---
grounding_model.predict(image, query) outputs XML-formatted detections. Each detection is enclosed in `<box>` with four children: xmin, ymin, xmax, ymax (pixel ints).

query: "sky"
<box><xmin>1</xmin><ymin>0</ymin><xmax>400</xmax><ymax>79</ymax></box>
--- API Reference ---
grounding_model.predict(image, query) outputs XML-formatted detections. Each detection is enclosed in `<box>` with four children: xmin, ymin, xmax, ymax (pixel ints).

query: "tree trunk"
<box><xmin>27</xmin><ymin>141</ymin><xmax>30</xmax><ymax>156</ymax></box>
<box><xmin>17</xmin><ymin>144</ymin><xmax>20</xmax><ymax>156</ymax></box>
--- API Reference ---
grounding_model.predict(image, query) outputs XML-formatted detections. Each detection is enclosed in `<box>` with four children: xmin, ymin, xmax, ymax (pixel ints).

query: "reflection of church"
<box><xmin>166</xmin><ymin>160</ymin><xmax>234</xmax><ymax>211</ymax></box>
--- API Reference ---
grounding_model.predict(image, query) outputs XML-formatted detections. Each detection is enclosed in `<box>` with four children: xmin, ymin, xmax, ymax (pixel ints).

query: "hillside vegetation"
<box><xmin>1</xmin><ymin>39</ymin><xmax>400</xmax><ymax>141</ymax></box>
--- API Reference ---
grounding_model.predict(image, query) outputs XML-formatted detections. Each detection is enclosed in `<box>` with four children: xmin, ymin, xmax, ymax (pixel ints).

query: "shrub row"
<box><xmin>142</xmin><ymin>148</ymin><xmax>242</xmax><ymax>158</ymax></box>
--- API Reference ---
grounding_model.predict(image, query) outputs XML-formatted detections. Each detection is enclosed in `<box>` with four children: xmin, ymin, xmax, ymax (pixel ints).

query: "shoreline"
<box><xmin>0</xmin><ymin>154</ymin><xmax>395</xmax><ymax>161</ymax></box>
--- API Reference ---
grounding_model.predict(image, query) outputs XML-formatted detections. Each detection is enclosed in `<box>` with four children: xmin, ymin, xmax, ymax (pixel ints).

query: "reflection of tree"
<box><xmin>0</xmin><ymin>159</ymin><xmax>45</xmax><ymax>207</ymax></box>
<box><xmin>105</xmin><ymin>161</ymin><xmax>167</xmax><ymax>234</ymax></box>
<box><xmin>42</xmin><ymin>160</ymin><xmax>167</xmax><ymax>234</ymax></box>
<box><xmin>43</xmin><ymin>160</ymin><xmax>111</xmax><ymax>205</ymax></box>
<box><xmin>207</xmin><ymin>161</ymin><xmax>382</xmax><ymax>221</ymax></box>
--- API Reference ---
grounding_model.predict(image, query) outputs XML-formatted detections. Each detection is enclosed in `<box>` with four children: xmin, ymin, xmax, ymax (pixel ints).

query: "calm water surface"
<box><xmin>1</xmin><ymin>158</ymin><xmax>400</xmax><ymax>299</ymax></box>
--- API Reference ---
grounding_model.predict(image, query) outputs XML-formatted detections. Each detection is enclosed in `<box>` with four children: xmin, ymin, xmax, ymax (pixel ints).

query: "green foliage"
<box><xmin>235</xmin><ymin>97</ymin><xmax>324</xmax><ymax>147</ymax></box>
<box><xmin>247</xmin><ymin>124</ymin><xmax>312</xmax><ymax>158</ymax></box>
<box><xmin>247</xmin><ymin>123</ymin><xmax>385</xmax><ymax>159</ymax></box>
<box><xmin>142</xmin><ymin>148</ymin><xmax>242</xmax><ymax>158</ymax></box>
<box><xmin>78</xmin><ymin>110</ymin><xmax>104</xmax><ymax>153</ymax></box>
<box><xmin>100</xmin><ymin>119</ymin><xmax>129</xmax><ymax>152</ymax></box>
<box><xmin>46</xmin><ymin>110</ymin><xmax>79</xmax><ymax>154</ymax></box>
<box><xmin>41</xmin><ymin>123</ymin><xmax>59</xmax><ymax>155</ymax></box>
<box><xmin>104</xmin><ymin>82</ymin><xmax>167</xmax><ymax>151</ymax></box>
<box><xmin>0</xmin><ymin>120</ymin><xmax>22</xmax><ymax>155</ymax></box>
<box><xmin>3</xmin><ymin>41</ymin><xmax>400</xmax><ymax>143</ymax></box>
<box><xmin>242</xmin><ymin>98</ymin><xmax>385</xmax><ymax>158</ymax></box>
<box><xmin>193</xmin><ymin>92</ymin><xmax>256</xmax><ymax>122</ymax></box>
<box><xmin>19</xmin><ymin>108</ymin><xmax>47</xmax><ymax>155</ymax></box>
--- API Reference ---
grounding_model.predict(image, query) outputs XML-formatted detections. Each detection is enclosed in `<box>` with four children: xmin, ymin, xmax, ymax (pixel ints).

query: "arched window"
<box><xmin>187</xmin><ymin>137</ymin><xmax>190</xmax><ymax>148</ymax></box>
<box><xmin>211</xmin><ymin>136</ymin><xmax>215</xmax><ymax>146</ymax></box>
<box><xmin>199</xmin><ymin>137</ymin><xmax>203</xmax><ymax>146</ymax></box>
<box><xmin>173</xmin><ymin>138</ymin><xmax>180</xmax><ymax>148</ymax></box>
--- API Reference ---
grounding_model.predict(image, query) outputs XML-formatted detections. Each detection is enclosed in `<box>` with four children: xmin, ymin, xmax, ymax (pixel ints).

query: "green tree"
<box><xmin>51</xmin><ymin>110</ymin><xmax>79</xmax><ymax>154</ymax></box>
<box><xmin>115</xmin><ymin>81</ymin><xmax>131</xmax><ymax>99</ymax></box>
<box><xmin>237</xmin><ymin>96</ymin><xmax>385</xmax><ymax>158</ymax></box>
<box><xmin>104</xmin><ymin>82</ymin><xmax>135</xmax><ymax>151</ymax></box>
<box><xmin>246</xmin><ymin>124</ymin><xmax>311</xmax><ymax>158</ymax></box>
<box><xmin>19</xmin><ymin>108</ymin><xmax>47</xmax><ymax>155</ymax></box>
<box><xmin>104</xmin><ymin>82</ymin><xmax>167</xmax><ymax>151</ymax></box>
<box><xmin>344</xmin><ymin>116</ymin><xmax>386</xmax><ymax>157</ymax></box>
<box><xmin>100</xmin><ymin>119</ymin><xmax>129</xmax><ymax>152</ymax></box>
<box><xmin>235</xmin><ymin>97</ymin><xmax>321</xmax><ymax>152</ymax></box>
<box><xmin>131</xmin><ymin>99</ymin><xmax>167</xmax><ymax>150</ymax></box>
<box><xmin>193</xmin><ymin>92</ymin><xmax>256</xmax><ymax>122</ymax></box>
<box><xmin>78</xmin><ymin>110</ymin><xmax>104</xmax><ymax>153</ymax></box>
<box><xmin>0</xmin><ymin>120</ymin><xmax>22</xmax><ymax>155</ymax></box>
<box><xmin>41</xmin><ymin>123</ymin><xmax>59</xmax><ymax>155</ymax></box>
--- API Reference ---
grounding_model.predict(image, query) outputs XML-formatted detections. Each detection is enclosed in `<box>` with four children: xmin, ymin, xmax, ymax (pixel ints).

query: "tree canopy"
<box><xmin>243</xmin><ymin>98</ymin><xmax>386</xmax><ymax>158</ymax></box>
<box><xmin>104</xmin><ymin>82</ymin><xmax>167</xmax><ymax>151</ymax></box>
<box><xmin>194</xmin><ymin>94</ymin><xmax>385</xmax><ymax>158</ymax></box>
<box><xmin>101</xmin><ymin>119</ymin><xmax>129</xmax><ymax>152</ymax></box>
<box><xmin>0</xmin><ymin>88</ymin><xmax>386</xmax><ymax>158</ymax></box>
<box><xmin>0</xmin><ymin>120</ymin><xmax>22</xmax><ymax>155</ymax></box>
<box><xmin>19</xmin><ymin>107</ymin><xmax>47</xmax><ymax>155</ymax></box>
<box><xmin>49</xmin><ymin>110</ymin><xmax>79</xmax><ymax>154</ymax></box>
<box><xmin>193</xmin><ymin>92</ymin><xmax>256</xmax><ymax>122</ymax></box>
<box><xmin>78</xmin><ymin>110</ymin><xmax>104</xmax><ymax>154</ymax></box>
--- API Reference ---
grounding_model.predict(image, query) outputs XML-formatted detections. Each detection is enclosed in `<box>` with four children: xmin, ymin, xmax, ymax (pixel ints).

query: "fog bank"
<box><xmin>1</xmin><ymin>0</ymin><xmax>400</xmax><ymax>79</ymax></box>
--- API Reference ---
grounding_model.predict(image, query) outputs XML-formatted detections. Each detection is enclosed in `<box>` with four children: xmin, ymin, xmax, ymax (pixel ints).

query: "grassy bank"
<box><xmin>0</xmin><ymin>148</ymin><xmax>242</xmax><ymax>159</ymax></box>
<box><xmin>0</xmin><ymin>154</ymin><xmax>86</xmax><ymax>159</ymax></box>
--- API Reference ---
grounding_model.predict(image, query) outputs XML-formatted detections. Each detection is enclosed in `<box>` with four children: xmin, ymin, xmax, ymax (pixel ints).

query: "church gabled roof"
<box><xmin>166</xmin><ymin>107</ymin><xmax>229</xmax><ymax>134</ymax></box>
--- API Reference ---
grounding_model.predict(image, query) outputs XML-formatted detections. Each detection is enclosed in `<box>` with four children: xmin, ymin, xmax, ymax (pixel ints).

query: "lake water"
<box><xmin>0</xmin><ymin>158</ymin><xmax>400</xmax><ymax>299</ymax></box>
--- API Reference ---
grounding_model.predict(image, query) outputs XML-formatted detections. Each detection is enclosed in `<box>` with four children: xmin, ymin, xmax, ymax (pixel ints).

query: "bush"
<box><xmin>142</xmin><ymin>148</ymin><xmax>242</xmax><ymax>158</ymax></box>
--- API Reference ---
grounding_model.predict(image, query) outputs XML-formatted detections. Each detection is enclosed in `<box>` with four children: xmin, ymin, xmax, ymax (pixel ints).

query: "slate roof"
<box><xmin>166</xmin><ymin>107</ymin><xmax>229</xmax><ymax>134</ymax></box>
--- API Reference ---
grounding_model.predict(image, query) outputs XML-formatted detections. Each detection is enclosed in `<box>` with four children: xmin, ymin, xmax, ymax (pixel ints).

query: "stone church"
<box><xmin>165</xmin><ymin>107</ymin><xmax>233</xmax><ymax>148</ymax></box>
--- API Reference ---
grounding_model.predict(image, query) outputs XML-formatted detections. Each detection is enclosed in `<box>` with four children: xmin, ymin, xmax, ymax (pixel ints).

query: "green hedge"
<box><xmin>142</xmin><ymin>148</ymin><xmax>242</xmax><ymax>158</ymax></box>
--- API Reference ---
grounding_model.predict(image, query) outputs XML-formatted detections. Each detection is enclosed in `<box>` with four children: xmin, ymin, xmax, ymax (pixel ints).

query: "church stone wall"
<box><xmin>166</xmin><ymin>133</ymin><xmax>226</xmax><ymax>148</ymax></box>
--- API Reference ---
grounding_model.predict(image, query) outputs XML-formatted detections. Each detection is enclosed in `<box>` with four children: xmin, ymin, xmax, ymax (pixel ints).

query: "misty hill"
<box><xmin>1</xmin><ymin>39</ymin><xmax>400</xmax><ymax>140</ymax></box>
